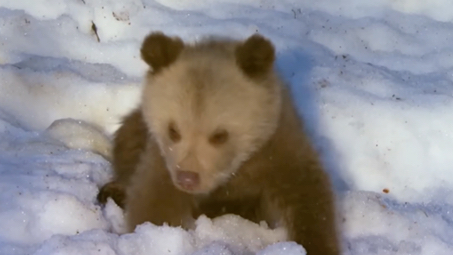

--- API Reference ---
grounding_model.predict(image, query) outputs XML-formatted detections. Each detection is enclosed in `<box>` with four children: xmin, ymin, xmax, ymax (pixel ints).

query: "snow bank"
<box><xmin>45</xmin><ymin>118</ymin><xmax>112</xmax><ymax>159</ymax></box>
<box><xmin>1</xmin><ymin>0</ymin><xmax>453</xmax><ymax>254</ymax></box>
<box><xmin>0</xmin><ymin>112</ymin><xmax>111</xmax><ymax>252</ymax></box>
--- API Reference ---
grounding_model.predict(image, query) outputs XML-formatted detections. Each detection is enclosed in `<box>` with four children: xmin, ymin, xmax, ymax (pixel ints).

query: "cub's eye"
<box><xmin>168</xmin><ymin>122</ymin><xmax>181</xmax><ymax>142</ymax></box>
<box><xmin>209</xmin><ymin>129</ymin><xmax>229</xmax><ymax>146</ymax></box>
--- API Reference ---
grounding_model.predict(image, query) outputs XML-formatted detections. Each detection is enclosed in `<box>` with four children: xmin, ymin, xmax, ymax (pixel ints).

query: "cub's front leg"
<box><xmin>263</xmin><ymin>160</ymin><xmax>340</xmax><ymax>255</ymax></box>
<box><xmin>97</xmin><ymin>109</ymin><xmax>148</xmax><ymax>208</ymax></box>
<box><xmin>125</xmin><ymin>140</ymin><xmax>194</xmax><ymax>232</ymax></box>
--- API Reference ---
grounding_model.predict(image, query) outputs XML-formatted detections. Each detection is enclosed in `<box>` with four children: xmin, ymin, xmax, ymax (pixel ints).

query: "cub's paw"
<box><xmin>97</xmin><ymin>181</ymin><xmax>126</xmax><ymax>209</ymax></box>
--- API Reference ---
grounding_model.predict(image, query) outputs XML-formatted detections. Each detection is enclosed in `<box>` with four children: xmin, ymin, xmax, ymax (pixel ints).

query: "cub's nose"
<box><xmin>176</xmin><ymin>170</ymin><xmax>200</xmax><ymax>190</ymax></box>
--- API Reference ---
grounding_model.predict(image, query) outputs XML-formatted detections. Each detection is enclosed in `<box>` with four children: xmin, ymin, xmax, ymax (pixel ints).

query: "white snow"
<box><xmin>45</xmin><ymin>118</ymin><xmax>112</xmax><ymax>159</ymax></box>
<box><xmin>1</xmin><ymin>0</ymin><xmax>453</xmax><ymax>254</ymax></box>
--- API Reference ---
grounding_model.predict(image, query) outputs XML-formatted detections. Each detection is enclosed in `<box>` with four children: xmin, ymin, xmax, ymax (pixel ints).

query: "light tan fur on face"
<box><xmin>141</xmin><ymin>41</ymin><xmax>282</xmax><ymax>194</ymax></box>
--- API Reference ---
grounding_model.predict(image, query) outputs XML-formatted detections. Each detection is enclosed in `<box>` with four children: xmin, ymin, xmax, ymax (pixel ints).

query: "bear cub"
<box><xmin>98</xmin><ymin>31</ymin><xmax>340</xmax><ymax>255</ymax></box>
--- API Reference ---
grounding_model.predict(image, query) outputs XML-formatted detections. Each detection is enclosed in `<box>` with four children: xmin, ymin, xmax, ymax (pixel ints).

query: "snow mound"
<box><xmin>45</xmin><ymin>118</ymin><xmax>112</xmax><ymax>159</ymax></box>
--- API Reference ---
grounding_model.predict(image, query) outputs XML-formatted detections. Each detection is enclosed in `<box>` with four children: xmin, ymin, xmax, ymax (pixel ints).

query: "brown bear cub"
<box><xmin>98</xmin><ymin>32</ymin><xmax>340</xmax><ymax>254</ymax></box>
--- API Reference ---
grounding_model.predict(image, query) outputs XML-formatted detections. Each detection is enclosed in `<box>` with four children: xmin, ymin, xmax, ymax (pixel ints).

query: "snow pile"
<box><xmin>45</xmin><ymin>118</ymin><xmax>112</xmax><ymax>159</ymax></box>
<box><xmin>1</xmin><ymin>0</ymin><xmax>453</xmax><ymax>254</ymax></box>
<box><xmin>0</xmin><ymin>112</ymin><xmax>111</xmax><ymax>254</ymax></box>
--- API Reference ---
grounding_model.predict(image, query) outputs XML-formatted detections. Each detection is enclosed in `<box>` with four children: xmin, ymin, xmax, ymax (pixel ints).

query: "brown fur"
<box><xmin>98</xmin><ymin>32</ymin><xmax>340</xmax><ymax>254</ymax></box>
<box><xmin>97</xmin><ymin>109</ymin><xmax>148</xmax><ymax>208</ymax></box>
<box><xmin>140</xmin><ymin>32</ymin><xmax>184</xmax><ymax>74</ymax></box>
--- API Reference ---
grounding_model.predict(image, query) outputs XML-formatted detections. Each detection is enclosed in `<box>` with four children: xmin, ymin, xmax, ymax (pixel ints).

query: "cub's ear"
<box><xmin>140</xmin><ymin>32</ymin><xmax>184</xmax><ymax>73</ymax></box>
<box><xmin>235</xmin><ymin>34</ymin><xmax>275</xmax><ymax>78</ymax></box>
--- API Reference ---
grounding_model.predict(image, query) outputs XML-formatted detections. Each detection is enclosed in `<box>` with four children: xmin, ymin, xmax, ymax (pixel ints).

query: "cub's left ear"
<box><xmin>140</xmin><ymin>31</ymin><xmax>185</xmax><ymax>73</ymax></box>
<box><xmin>235</xmin><ymin>34</ymin><xmax>275</xmax><ymax>78</ymax></box>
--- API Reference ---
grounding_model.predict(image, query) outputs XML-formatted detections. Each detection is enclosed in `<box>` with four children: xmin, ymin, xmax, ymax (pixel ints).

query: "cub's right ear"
<box><xmin>235</xmin><ymin>34</ymin><xmax>275</xmax><ymax>78</ymax></box>
<box><xmin>140</xmin><ymin>32</ymin><xmax>184</xmax><ymax>73</ymax></box>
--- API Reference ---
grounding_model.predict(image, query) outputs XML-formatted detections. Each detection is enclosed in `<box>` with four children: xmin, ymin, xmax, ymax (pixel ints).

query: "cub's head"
<box><xmin>140</xmin><ymin>32</ymin><xmax>282</xmax><ymax>194</ymax></box>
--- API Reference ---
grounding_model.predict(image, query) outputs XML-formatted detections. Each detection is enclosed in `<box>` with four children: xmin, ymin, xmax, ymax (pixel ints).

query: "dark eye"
<box><xmin>209</xmin><ymin>129</ymin><xmax>229</xmax><ymax>145</ymax></box>
<box><xmin>168</xmin><ymin>122</ymin><xmax>181</xmax><ymax>142</ymax></box>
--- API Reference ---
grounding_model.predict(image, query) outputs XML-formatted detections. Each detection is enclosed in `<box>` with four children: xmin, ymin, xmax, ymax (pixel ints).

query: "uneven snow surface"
<box><xmin>1</xmin><ymin>0</ymin><xmax>453</xmax><ymax>254</ymax></box>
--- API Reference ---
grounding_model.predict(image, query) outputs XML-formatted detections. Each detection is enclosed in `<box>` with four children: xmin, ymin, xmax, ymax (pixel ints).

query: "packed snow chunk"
<box><xmin>194</xmin><ymin>214</ymin><xmax>287</xmax><ymax>254</ymax></box>
<box><xmin>32</xmin><ymin>229</ymin><xmax>119</xmax><ymax>255</ymax></box>
<box><xmin>102</xmin><ymin>198</ymin><xmax>127</xmax><ymax>235</ymax></box>
<box><xmin>257</xmin><ymin>242</ymin><xmax>306</xmax><ymax>255</ymax></box>
<box><xmin>0</xmin><ymin>113</ymin><xmax>111</xmax><ymax>245</ymax></box>
<box><xmin>0</xmin><ymin>180</ymin><xmax>108</xmax><ymax>245</ymax></box>
<box><xmin>118</xmin><ymin>223</ymin><xmax>195</xmax><ymax>255</ymax></box>
<box><xmin>190</xmin><ymin>242</ymin><xmax>235</xmax><ymax>255</ymax></box>
<box><xmin>34</xmin><ymin>193</ymin><xmax>108</xmax><ymax>241</ymax></box>
<box><xmin>45</xmin><ymin>118</ymin><xmax>112</xmax><ymax>160</ymax></box>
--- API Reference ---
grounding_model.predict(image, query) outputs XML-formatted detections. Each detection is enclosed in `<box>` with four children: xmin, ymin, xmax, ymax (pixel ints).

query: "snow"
<box><xmin>1</xmin><ymin>0</ymin><xmax>453</xmax><ymax>254</ymax></box>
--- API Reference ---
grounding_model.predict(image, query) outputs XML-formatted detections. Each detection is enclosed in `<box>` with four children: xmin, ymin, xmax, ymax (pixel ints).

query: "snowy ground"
<box><xmin>1</xmin><ymin>0</ymin><xmax>453</xmax><ymax>254</ymax></box>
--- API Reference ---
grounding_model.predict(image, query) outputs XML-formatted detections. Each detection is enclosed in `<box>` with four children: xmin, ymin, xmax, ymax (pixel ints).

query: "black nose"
<box><xmin>176</xmin><ymin>170</ymin><xmax>200</xmax><ymax>190</ymax></box>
